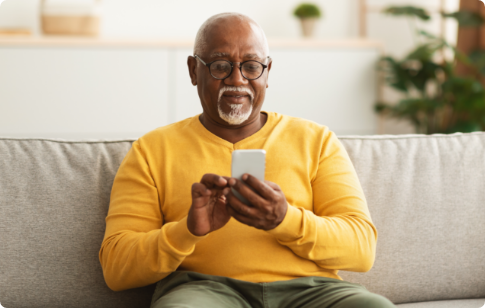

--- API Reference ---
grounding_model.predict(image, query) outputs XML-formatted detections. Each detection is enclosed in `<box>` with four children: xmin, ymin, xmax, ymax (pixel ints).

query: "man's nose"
<box><xmin>224</xmin><ymin>64</ymin><xmax>247</xmax><ymax>86</ymax></box>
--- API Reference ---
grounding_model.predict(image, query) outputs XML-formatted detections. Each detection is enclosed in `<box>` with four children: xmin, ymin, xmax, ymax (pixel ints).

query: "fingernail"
<box><xmin>242</xmin><ymin>174</ymin><xmax>248</xmax><ymax>181</ymax></box>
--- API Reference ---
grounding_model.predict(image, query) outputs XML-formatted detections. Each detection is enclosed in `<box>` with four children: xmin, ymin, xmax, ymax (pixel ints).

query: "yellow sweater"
<box><xmin>99</xmin><ymin>111</ymin><xmax>377</xmax><ymax>292</ymax></box>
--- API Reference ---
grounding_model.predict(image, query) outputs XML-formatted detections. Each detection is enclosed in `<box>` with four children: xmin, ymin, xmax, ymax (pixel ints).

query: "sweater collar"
<box><xmin>192</xmin><ymin>111</ymin><xmax>274</xmax><ymax>150</ymax></box>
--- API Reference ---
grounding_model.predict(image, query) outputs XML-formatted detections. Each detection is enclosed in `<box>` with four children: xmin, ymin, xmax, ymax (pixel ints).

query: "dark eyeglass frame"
<box><xmin>194</xmin><ymin>55</ymin><xmax>271</xmax><ymax>80</ymax></box>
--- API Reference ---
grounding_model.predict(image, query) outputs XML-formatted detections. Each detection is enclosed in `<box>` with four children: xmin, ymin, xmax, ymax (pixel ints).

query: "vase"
<box><xmin>299</xmin><ymin>18</ymin><xmax>317</xmax><ymax>37</ymax></box>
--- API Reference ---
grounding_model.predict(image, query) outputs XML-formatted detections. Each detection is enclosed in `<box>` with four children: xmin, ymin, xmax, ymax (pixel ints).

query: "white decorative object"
<box><xmin>40</xmin><ymin>0</ymin><xmax>102</xmax><ymax>36</ymax></box>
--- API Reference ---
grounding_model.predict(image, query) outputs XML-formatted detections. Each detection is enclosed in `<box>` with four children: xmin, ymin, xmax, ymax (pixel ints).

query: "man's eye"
<box><xmin>214</xmin><ymin>63</ymin><xmax>228</xmax><ymax>71</ymax></box>
<box><xmin>245</xmin><ymin>65</ymin><xmax>260</xmax><ymax>72</ymax></box>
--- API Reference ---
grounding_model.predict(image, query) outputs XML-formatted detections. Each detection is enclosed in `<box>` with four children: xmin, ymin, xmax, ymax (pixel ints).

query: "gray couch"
<box><xmin>0</xmin><ymin>133</ymin><xmax>484</xmax><ymax>308</ymax></box>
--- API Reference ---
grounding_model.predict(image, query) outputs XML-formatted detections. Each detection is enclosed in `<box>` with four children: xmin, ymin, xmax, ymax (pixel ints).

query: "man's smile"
<box><xmin>218</xmin><ymin>87</ymin><xmax>254</xmax><ymax>106</ymax></box>
<box><xmin>222</xmin><ymin>92</ymin><xmax>250</xmax><ymax>104</ymax></box>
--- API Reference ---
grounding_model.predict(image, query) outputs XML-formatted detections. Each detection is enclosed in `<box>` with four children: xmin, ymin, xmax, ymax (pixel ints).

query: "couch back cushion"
<box><xmin>339</xmin><ymin>132</ymin><xmax>485</xmax><ymax>304</ymax></box>
<box><xmin>0</xmin><ymin>133</ymin><xmax>484</xmax><ymax>307</ymax></box>
<box><xmin>0</xmin><ymin>138</ymin><xmax>154</xmax><ymax>308</ymax></box>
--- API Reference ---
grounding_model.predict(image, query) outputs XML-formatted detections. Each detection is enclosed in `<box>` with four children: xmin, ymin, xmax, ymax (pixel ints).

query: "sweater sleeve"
<box><xmin>99</xmin><ymin>140</ymin><xmax>206</xmax><ymax>291</ymax></box>
<box><xmin>267</xmin><ymin>130</ymin><xmax>377</xmax><ymax>272</ymax></box>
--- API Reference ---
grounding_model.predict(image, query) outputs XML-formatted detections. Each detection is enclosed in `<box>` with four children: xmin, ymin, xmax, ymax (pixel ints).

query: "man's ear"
<box><xmin>265</xmin><ymin>59</ymin><xmax>272</xmax><ymax>88</ymax></box>
<box><xmin>187</xmin><ymin>56</ymin><xmax>197</xmax><ymax>86</ymax></box>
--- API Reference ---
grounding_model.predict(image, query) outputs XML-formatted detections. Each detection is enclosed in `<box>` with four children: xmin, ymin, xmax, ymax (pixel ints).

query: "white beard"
<box><xmin>217</xmin><ymin>86</ymin><xmax>254</xmax><ymax>125</ymax></box>
<box><xmin>218</xmin><ymin>102</ymin><xmax>253</xmax><ymax>125</ymax></box>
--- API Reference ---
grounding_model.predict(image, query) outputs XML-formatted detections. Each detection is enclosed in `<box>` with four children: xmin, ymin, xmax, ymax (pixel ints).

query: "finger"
<box><xmin>200</xmin><ymin>173</ymin><xmax>228</xmax><ymax>189</ymax></box>
<box><xmin>227</xmin><ymin>177</ymin><xmax>237</xmax><ymax>187</ymax></box>
<box><xmin>264</xmin><ymin>180</ymin><xmax>281</xmax><ymax>191</ymax></box>
<box><xmin>228</xmin><ymin>178</ymin><xmax>265</xmax><ymax>208</ymax></box>
<box><xmin>226</xmin><ymin>191</ymin><xmax>259</xmax><ymax>218</ymax></box>
<box><xmin>191</xmin><ymin>183</ymin><xmax>211</xmax><ymax>198</ymax></box>
<box><xmin>226</xmin><ymin>203</ymin><xmax>259</xmax><ymax>227</ymax></box>
<box><xmin>222</xmin><ymin>187</ymin><xmax>231</xmax><ymax>196</ymax></box>
<box><xmin>226</xmin><ymin>204</ymin><xmax>267</xmax><ymax>229</ymax></box>
<box><xmin>243</xmin><ymin>174</ymin><xmax>278</xmax><ymax>199</ymax></box>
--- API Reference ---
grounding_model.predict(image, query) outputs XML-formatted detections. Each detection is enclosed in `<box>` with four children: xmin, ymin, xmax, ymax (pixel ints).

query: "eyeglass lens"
<box><xmin>210</xmin><ymin>61</ymin><xmax>264</xmax><ymax>80</ymax></box>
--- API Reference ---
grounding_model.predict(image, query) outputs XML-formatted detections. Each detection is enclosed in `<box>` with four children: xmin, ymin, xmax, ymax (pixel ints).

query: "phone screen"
<box><xmin>231</xmin><ymin>149</ymin><xmax>266</xmax><ymax>205</ymax></box>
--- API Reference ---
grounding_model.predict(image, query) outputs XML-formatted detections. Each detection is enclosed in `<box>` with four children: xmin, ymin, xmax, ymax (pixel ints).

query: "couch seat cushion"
<box><xmin>397</xmin><ymin>298</ymin><xmax>485</xmax><ymax>308</ymax></box>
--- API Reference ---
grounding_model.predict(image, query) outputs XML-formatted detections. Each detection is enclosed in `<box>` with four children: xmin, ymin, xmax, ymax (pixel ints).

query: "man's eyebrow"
<box><xmin>244</xmin><ymin>53</ymin><xmax>261</xmax><ymax>60</ymax></box>
<box><xmin>208</xmin><ymin>52</ymin><xmax>265</xmax><ymax>61</ymax></box>
<box><xmin>209</xmin><ymin>52</ymin><xmax>230</xmax><ymax>59</ymax></box>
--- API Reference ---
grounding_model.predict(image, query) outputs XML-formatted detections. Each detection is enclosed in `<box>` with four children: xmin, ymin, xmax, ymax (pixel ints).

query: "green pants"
<box><xmin>150</xmin><ymin>271</ymin><xmax>395</xmax><ymax>308</ymax></box>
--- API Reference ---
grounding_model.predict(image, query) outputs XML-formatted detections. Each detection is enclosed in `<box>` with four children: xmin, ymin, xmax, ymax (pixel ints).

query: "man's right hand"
<box><xmin>187</xmin><ymin>174</ymin><xmax>231</xmax><ymax>236</ymax></box>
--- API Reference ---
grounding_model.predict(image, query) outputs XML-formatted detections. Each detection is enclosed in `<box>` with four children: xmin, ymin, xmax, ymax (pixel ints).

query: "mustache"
<box><xmin>218</xmin><ymin>86</ymin><xmax>254</xmax><ymax>103</ymax></box>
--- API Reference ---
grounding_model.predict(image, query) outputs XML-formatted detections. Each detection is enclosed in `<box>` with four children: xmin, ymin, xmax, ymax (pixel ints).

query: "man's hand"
<box><xmin>225</xmin><ymin>174</ymin><xmax>288</xmax><ymax>230</ymax></box>
<box><xmin>187</xmin><ymin>174</ymin><xmax>231</xmax><ymax>236</ymax></box>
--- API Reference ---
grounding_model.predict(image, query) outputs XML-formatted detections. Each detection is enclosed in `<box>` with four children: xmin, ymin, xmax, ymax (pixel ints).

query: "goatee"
<box><xmin>217</xmin><ymin>86</ymin><xmax>254</xmax><ymax>125</ymax></box>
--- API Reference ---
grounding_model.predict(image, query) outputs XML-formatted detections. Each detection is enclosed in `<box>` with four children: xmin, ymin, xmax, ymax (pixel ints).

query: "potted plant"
<box><xmin>376</xmin><ymin>5</ymin><xmax>485</xmax><ymax>134</ymax></box>
<box><xmin>293</xmin><ymin>3</ymin><xmax>322</xmax><ymax>37</ymax></box>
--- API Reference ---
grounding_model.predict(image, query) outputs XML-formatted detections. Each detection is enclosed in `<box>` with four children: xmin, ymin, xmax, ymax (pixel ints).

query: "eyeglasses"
<box><xmin>194</xmin><ymin>55</ymin><xmax>270</xmax><ymax>80</ymax></box>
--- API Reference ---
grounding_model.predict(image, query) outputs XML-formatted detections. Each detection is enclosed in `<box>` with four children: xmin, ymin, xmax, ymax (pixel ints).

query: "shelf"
<box><xmin>0</xmin><ymin>36</ymin><xmax>384</xmax><ymax>50</ymax></box>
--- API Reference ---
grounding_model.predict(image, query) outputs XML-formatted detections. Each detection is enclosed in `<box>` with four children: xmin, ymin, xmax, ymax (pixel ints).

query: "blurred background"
<box><xmin>0</xmin><ymin>0</ymin><xmax>484</xmax><ymax>139</ymax></box>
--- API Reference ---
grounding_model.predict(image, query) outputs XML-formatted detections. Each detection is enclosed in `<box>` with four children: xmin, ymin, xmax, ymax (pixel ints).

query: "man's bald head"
<box><xmin>193</xmin><ymin>13</ymin><xmax>269</xmax><ymax>57</ymax></box>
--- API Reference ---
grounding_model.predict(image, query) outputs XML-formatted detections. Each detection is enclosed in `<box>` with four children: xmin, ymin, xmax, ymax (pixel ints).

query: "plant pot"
<box><xmin>299</xmin><ymin>18</ymin><xmax>318</xmax><ymax>37</ymax></box>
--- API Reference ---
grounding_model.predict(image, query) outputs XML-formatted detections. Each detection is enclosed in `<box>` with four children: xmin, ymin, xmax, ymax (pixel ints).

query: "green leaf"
<box><xmin>379</xmin><ymin>53</ymin><xmax>446</xmax><ymax>94</ymax></box>
<box><xmin>416</xmin><ymin>30</ymin><xmax>466</xmax><ymax>67</ymax></box>
<box><xmin>375</xmin><ymin>102</ymin><xmax>391</xmax><ymax>113</ymax></box>
<box><xmin>391</xmin><ymin>44</ymin><xmax>445</xmax><ymax>92</ymax></box>
<box><xmin>405</xmin><ymin>42</ymin><xmax>445</xmax><ymax>61</ymax></box>
<box><xmin>383</xmin><ymin>6</ymin><xmax>431</xmax><ymax>21</ymax></box>
<box><xmin>442</xmin><ymin>10</ymin><xmax>484</xmax><ymax>27</ymax></box>
<box><xmin>469</xmin><ymin>50</ymin><xmax>485</xmax><ymax>75</ymax></box>
<box><xmin>406</xmin><ymin>45</ymin><xmax>434</xmax><ymax>61</ymax></box>
<box><xmin>447</xmin><ymin>121</ymin><xmax>482</xmax><ymax>133</ymax></box>
<box><xmin>417</xmin><ymin>30</ymin><xmax>437</xmax><ymax>39</ymax></box>
<box><xmin>397</xmin><ymin>98</ymin><xmax>440</xmax><ymax>113</ymax></box>
<box><xmin>441</xmin><ymin>61</ymin><xmax>454</xmax><ymax>76</ymax></box>
<box><xmin>408</xmin><ymin>61</ymin><xmax>441</xmax><ymax>91</ymax></box>
<box><xmin>378</xmin><ymin>56</ymin><xmax>410</xmax><ymax>93</ymax></box>
<box><xmin>442</xmin><ymin>77</ymin><xmax>485</xmax><ymax>113</ymax></box>
<box><xmin>294</xmin><ymin>3</ymin><xmax>322</xmax><ymax>18</ymax></box>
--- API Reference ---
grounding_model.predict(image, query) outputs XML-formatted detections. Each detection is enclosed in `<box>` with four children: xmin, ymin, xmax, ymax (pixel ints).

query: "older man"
<box><xmin>99</xmin><ymin>13</ymin><xmax>395</xmax><ymax>308</ymax></box>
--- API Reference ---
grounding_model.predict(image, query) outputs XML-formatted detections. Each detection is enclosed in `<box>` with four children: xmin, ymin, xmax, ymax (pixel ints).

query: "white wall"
<box><xmin>0</xmin><ymin>0</ymin><xmax>459</xmax><ymax>43</ymax></box>
<box><xmin>0</xmin><ymin>0</ymin><xmax>355</xmax><ymax>38</ymax></box>
<box><xmin>0</xmin><ymin>43</ymin><xmax>380</xmax><ymax>138</ymax></box>
<box><xmin>0</xmin><ymin>0</ymin><xmax>462</xmax><ymax>135</ymax></box>
<box><xmin>0</xmin><ymin>46</ymin><xmax>171</xmax><ymax>139</ymax></box>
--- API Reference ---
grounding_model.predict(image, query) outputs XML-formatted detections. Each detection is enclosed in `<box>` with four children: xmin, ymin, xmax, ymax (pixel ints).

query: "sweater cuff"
<box><xmin>164</xmin><ymin>216</ymin><xmax>207</xmax><ymax>253</ymax></box>
<box><xmin>266</xmin><ymin>205</ymin><xmax>303</xmax><ymax>241</ymax></box>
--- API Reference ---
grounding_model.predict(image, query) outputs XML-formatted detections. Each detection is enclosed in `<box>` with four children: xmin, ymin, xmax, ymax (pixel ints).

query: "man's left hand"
<box><xmin>224</xmin><ymin>174</ymin><xmax>288</xmax><ymax>230</ymax></box>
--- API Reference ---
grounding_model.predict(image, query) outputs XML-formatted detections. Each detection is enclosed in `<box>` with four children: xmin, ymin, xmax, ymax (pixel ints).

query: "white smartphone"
<box><xmin>231</xmin><ymin>149</ymin><xmax>266</xmax><ymax>205</ymax></box>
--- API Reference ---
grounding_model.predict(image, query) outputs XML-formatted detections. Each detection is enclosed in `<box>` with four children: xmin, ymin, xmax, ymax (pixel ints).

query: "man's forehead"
<box><xmin>193</xmin><ymin>13</ymin><xmax>269</xmax><ymax>59</ymax></box>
